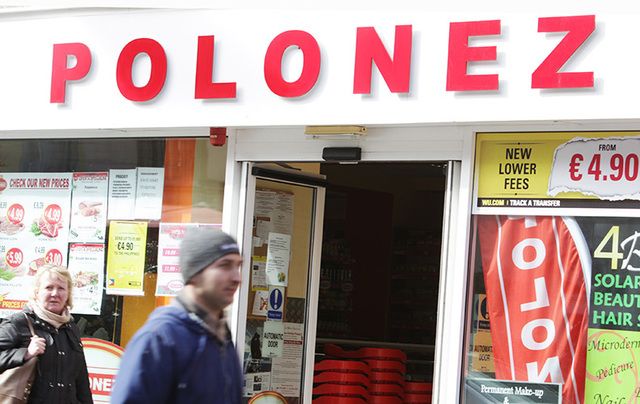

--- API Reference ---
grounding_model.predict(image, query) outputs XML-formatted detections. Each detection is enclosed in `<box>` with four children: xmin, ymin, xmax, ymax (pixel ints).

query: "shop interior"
<box><xmin>314</xmin><ymin>161</ymin><xmax>446</xmax><ymax>391</ymax></box>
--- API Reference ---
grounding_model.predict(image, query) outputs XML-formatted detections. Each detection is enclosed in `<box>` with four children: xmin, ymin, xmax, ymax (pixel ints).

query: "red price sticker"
<box><xmin>6</xmin><ymin>247</ymin><xmax>23</xmax><ymax>268</ymax></box>
<box><xmin>569</xmin><ymin>152</ymin><xmax>640</xmax><ymax>182</ymax></box>
<box><xmin>44</xmin><ymin>204</ymin><xmax>62</xmax><ymax>225</ymax></box>
<box><xmin>7</xmin><ymin>203</ymin><xmax>24</xmax><ymax>224</ymax></box>
<box><xmin>45</xmin><ymin>249</ymin><xmax>63</xmax><ymax>266</ymax></box>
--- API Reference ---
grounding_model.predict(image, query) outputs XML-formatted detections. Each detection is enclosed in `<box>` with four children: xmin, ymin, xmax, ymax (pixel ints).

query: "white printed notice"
<box><xmin>108</xmin><ymin>169</ymin><xmax>136</xmax><ymax>220</ymax></box>
<box><xmin>262</xmin><ymin>320</ymin><xmax>285</xmax><ymax>358</ymax></box>
<box><xmin>134</xmin><ymin>167</ymin><xmax>165</xmax><ymax>220</ymax></box>
<box><xmin>68</xmin><ymin>243</ymin><xmax>104</xmax><ymax>315</ymax></box>
<box><xmin>70</xmin><ymin>172</ymin><xmax>108</xmax><ymax>243</ymax></box>
<box><xmin>271</xmin><ymin>322</ymin><xmax>304</xmax><ymax>397</ymax></box>
<box><xmin>156</xmin><ymin>222</ymin><xmax>221</xmax><ymax>296</ymax></box>
<box><xmin>265</xmin><ymin>232</ymin><xmax>290</xmax><ymax>287</ymax></box>
<box><xmin>548</xmin><ymin>136</ymin><xmax>640</xmax><ymax>200</ymax></box>
<box><xmin>0</xmin><ymin>173</ymin><xmax>72</xmax><ymax>317</ymax></box>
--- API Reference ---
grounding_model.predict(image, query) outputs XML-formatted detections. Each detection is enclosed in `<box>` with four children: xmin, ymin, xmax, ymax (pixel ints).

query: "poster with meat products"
<box><xmin>70</xmin><ymin>172</ymin><xmax>108</xmax><ymax>243</ymax></box>
<box><xmin>68</xmin><ymin>243</ymin><xmax>104</xmax><ymax>315</ymax></box>
<box><xmin>155</xmin><ymin>222</ymin><xmax>221</xmax><ymax>296</ymax></box>
<box><xmin>476</xmin><ymin>215</ymin><xmax>640</xmax><ymax>404</ymax></box>
<box><xmin>0</xmin><ymin>173</ymin><xmax>71</xmax><ymax>317</ymax></box>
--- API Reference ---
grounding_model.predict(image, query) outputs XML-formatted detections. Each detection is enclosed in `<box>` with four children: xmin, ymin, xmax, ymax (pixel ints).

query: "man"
<box><xmin>111</xmin><ymin>227</ymin><xmax>243</xmax><ymax>404</ymax></box>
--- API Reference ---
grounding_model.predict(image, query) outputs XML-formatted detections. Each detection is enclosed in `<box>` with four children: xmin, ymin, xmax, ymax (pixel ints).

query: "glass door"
<box><xmin>237</xmin><ymin>163</ymin><xmax>326</xmax><ymax>404</ymax></box>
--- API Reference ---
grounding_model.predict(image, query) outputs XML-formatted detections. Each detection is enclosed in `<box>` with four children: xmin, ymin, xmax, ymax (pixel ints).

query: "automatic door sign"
<box><xmin>268</xmin><ymin>286</ymin><xmax>284</xmax><ymax>320</ymax></box>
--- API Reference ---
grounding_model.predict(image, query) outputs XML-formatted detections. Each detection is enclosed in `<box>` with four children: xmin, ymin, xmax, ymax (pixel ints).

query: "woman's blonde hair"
<box><xmin>32</xmin><ymin>264</ymin><xmax>74</xmax><ymax>309</ymax></box>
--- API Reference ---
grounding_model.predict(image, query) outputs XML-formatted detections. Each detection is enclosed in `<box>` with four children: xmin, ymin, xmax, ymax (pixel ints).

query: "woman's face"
<box><xmin>36</xmin><ymin>272</ymin><xmax>69</xmax><ymax>314</ymax></box>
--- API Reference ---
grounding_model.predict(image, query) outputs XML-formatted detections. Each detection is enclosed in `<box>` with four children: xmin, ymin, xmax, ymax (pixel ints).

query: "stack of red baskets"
<box><xmin>313</xmin><ymin>359</ymin><xmax>371</xmax><ymax>403</ymax></box>
<box><xmin>313</xmin><ymin>344</ymin><xmax>431</xmax><ymax>403</ymax></box>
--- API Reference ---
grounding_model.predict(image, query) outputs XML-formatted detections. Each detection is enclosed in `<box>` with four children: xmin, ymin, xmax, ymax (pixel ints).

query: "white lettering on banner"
<box><xmin>526</xmin><ymin>356</ymin><xmax>564</xmax><ymax>383</ymax></box>
<box><xmin>521</xmin><ymin>319</ymin><xmax>555</xmax><ymax>350</ymax></box>
<box><xmin>512</xmin><ymin>238</ymin><xmax>546</xmax><ymax>270</ymax></box>
<box><xmin>520</xmin><ymin>277</ymin><xmax>550</xmax><ymax>312</ymax></box>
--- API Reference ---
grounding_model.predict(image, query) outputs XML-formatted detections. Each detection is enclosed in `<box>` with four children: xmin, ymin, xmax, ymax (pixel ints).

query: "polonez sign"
<box><xmin>50</xmin><ymin>15</ymin><xmax>595</xmax><ymax>103</ymax></box>
<box><xmin>0</xmin><ymin>10</ymin><xmax>630</xmax><ymax>128</ymax></box>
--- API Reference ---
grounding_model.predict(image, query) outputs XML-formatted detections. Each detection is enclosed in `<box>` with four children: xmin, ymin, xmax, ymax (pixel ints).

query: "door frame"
<box><xmin>222</xmin><ymin>125</ymin><xmax>476</xmax><ymax>403</ymax></box>
<box><xmin>231</xmin><ymin>162</ymin><xmax>327</xmax><ymax>402</ymax></box>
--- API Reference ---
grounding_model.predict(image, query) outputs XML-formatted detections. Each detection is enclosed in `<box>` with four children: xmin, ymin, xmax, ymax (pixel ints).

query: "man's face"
<box><xmin>192</xmin><ymin>253</ymin><xmax>243</xmax><ymax>312</ymax></box>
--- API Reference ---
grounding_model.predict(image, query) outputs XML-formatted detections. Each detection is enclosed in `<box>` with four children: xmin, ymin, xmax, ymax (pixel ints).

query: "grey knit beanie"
<box><xmin>179</xmin><ymin>227</ymin><xmax>240</xmax><ymax>283</ymax></box>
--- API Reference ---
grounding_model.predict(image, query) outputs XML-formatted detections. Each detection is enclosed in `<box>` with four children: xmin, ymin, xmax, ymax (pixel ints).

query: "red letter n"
<box><xmin>50</xmin><ymin>43</ymin><xmax>92</xmax><ymax>103</ymax></box>
<box><xmin>353</xmin><ymin>25</ymin><xmax>412</xmax><ymax>94</ymax></box>
<box><xmin>446</xmin><ymin>20</ymin><xmax>501</xmax><ymax>91</ymax></box>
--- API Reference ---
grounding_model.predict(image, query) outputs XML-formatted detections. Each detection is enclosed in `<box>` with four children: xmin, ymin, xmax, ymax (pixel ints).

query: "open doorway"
<box><xmin>314</xmin><ymin>162</ymin><xmax>446</xmax><ymax>396</ymax></box>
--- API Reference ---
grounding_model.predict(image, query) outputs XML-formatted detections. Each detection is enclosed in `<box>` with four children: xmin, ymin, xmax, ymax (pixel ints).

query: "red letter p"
<box><xmin>50</xmin><ymin>43</ymin><xmax>92</xmax><ymax>103</ymax></box>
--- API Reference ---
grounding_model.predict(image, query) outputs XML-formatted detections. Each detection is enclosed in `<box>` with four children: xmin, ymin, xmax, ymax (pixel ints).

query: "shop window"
<box><xmin>465</xmin><ymin>131</ymin><xmax>640</xmax><ymax>404</ymax></box>
<box><xmin>0</xmin><ymin>137</ymin><xmax>226</xmax><ymax>346</ymax></box>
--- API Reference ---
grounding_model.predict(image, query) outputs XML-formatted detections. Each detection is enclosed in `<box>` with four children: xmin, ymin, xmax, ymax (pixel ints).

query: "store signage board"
<box><xmin>1</xmin><ymin>10</ymin><xmax>639</xmax><ymax>129</ymax></box>
<box><xmin>70</xmin><ymin>172</ymin><xmax>109</xmax><ymax>243</ymax></box>
<box><xmin>474</xmin><ymin>132</ymin><xmax>640</xmax><ymax>216</ymax></box>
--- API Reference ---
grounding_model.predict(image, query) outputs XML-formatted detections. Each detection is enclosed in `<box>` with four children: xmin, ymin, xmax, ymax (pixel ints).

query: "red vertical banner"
<box><xmin>478</xmin><ymin>216</ymin><xmax>590</xmax><ymax>404</ymax></box>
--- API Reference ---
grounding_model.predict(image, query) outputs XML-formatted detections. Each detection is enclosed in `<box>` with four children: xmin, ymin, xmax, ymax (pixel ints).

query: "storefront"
<box><xmin>0</xmin><ymin>4</ymin><xmax>638</xmax><ymax>403</ymax></box>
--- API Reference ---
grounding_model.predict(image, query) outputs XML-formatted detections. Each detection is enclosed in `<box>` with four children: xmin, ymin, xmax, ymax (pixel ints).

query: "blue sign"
<box><xmin>267</xmin><ymin>287</ymin><xmax>284</xmax><ymax>320</ymax></box>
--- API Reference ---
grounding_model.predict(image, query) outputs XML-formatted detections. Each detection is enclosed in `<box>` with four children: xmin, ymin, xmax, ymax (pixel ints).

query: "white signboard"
<box><xmin>134</xmin><ymin>167</ymin><xmax>165</xmax><ymax>220</ymax></box>
<box><xmin>262</xmin><ymin>321</ymin><xmax>285</xmax><ymax>358</ymax></box>
<box><xmin>107</xmin><ymin>169</ymin><xmax>136</xmax><ymax>220</ymax></box>
<box><xmin>70</xmin><ymin>172</ymin><xmax>109</xmax><ymax>243</ymax></box>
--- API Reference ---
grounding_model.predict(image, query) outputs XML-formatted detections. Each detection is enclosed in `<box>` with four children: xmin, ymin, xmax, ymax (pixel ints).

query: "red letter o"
<box><xmin>264</xmin><ymin>30</ymin><xmax>320</xmax><ymax>97</ymax></box>
<box><xmin>117</xmin><ymin>38</ymin><xmax>167</xmax><ymax>101</ymax></box>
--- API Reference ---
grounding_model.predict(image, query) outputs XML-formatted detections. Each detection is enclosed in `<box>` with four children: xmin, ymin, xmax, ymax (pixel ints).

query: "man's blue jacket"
<box><xmin>111</xmin><ymin>303</ymin><xmax>242</xmax><ymax>404</ymax></box>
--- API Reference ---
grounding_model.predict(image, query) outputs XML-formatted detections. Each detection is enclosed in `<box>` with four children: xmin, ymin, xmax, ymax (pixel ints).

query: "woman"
<box><xmin>0</xmin><ymin>264</ymin><xmax>93</xmax><ymax>404</ymax></box>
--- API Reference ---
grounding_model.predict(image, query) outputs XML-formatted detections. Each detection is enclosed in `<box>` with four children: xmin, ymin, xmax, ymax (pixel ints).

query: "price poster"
<box><xmin>68</xmin><ymin>243</ymin><xmax>104</xmax><ymax>315</ymax></box>
<box><xmin>475</xmin><ymin>132</ymin><xmax>640</xmax><ymax>211</ymax></box>
<box><xmin>69</xmin><ymin>172</ymin><xmax>109</xmax><ymax>243</ymax></box>
<box><xmin>106</xmin><ymin>221</ymin><xmax>147</xmax><ymax>296</ymax></box>
<box><xmin>155</xmin><ymin>222</ymin><xmax>220</xmax><ymax>296</ymax></box>
<box><xmin>0</xmin><ymin>173</ymin><xmax>72</xmax><ymax>317</ymax></box>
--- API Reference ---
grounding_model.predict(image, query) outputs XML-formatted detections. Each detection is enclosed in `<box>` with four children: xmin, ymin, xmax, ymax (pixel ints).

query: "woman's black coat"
<box><xmin>0</xmin><ymin>308</ymin><xmax>93</xmax><ymax>404</ymax></box>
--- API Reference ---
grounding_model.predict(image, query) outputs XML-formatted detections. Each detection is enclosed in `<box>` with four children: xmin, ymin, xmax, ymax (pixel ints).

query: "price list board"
<box><xmin>474</xmin><ymin>132</ymin><xmax>640</xmax><ymax>213</ymax></box>
<box><xmin>0</xmin><ymin>173</ymin><xmax>72</xmax><ymax>317</ymax></box>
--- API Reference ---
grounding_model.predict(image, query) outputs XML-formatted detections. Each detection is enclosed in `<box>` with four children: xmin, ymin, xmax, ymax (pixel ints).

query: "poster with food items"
<box><xmin>69</xmin><ymin>172</ymin><xmax>108</xmax><ymax>243</ymax></box>
<box><xmin>68</xmin><ymin>243</ymin><xmax>104</xmax><ymax>315</ymax></box>
<box><xmin>155</xmin><ymin>222</ymin><xmax>221</xmax><ymax>296</ymax></box>
<box><xmin>106</xmin><ymin>221</ymin><xmax>147</xmax><ymax>296</ymax></box>
<box><xmin>0</xmin><ymin>173</ymin><xmax>72</xmax><ymax>317</ymax></box>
